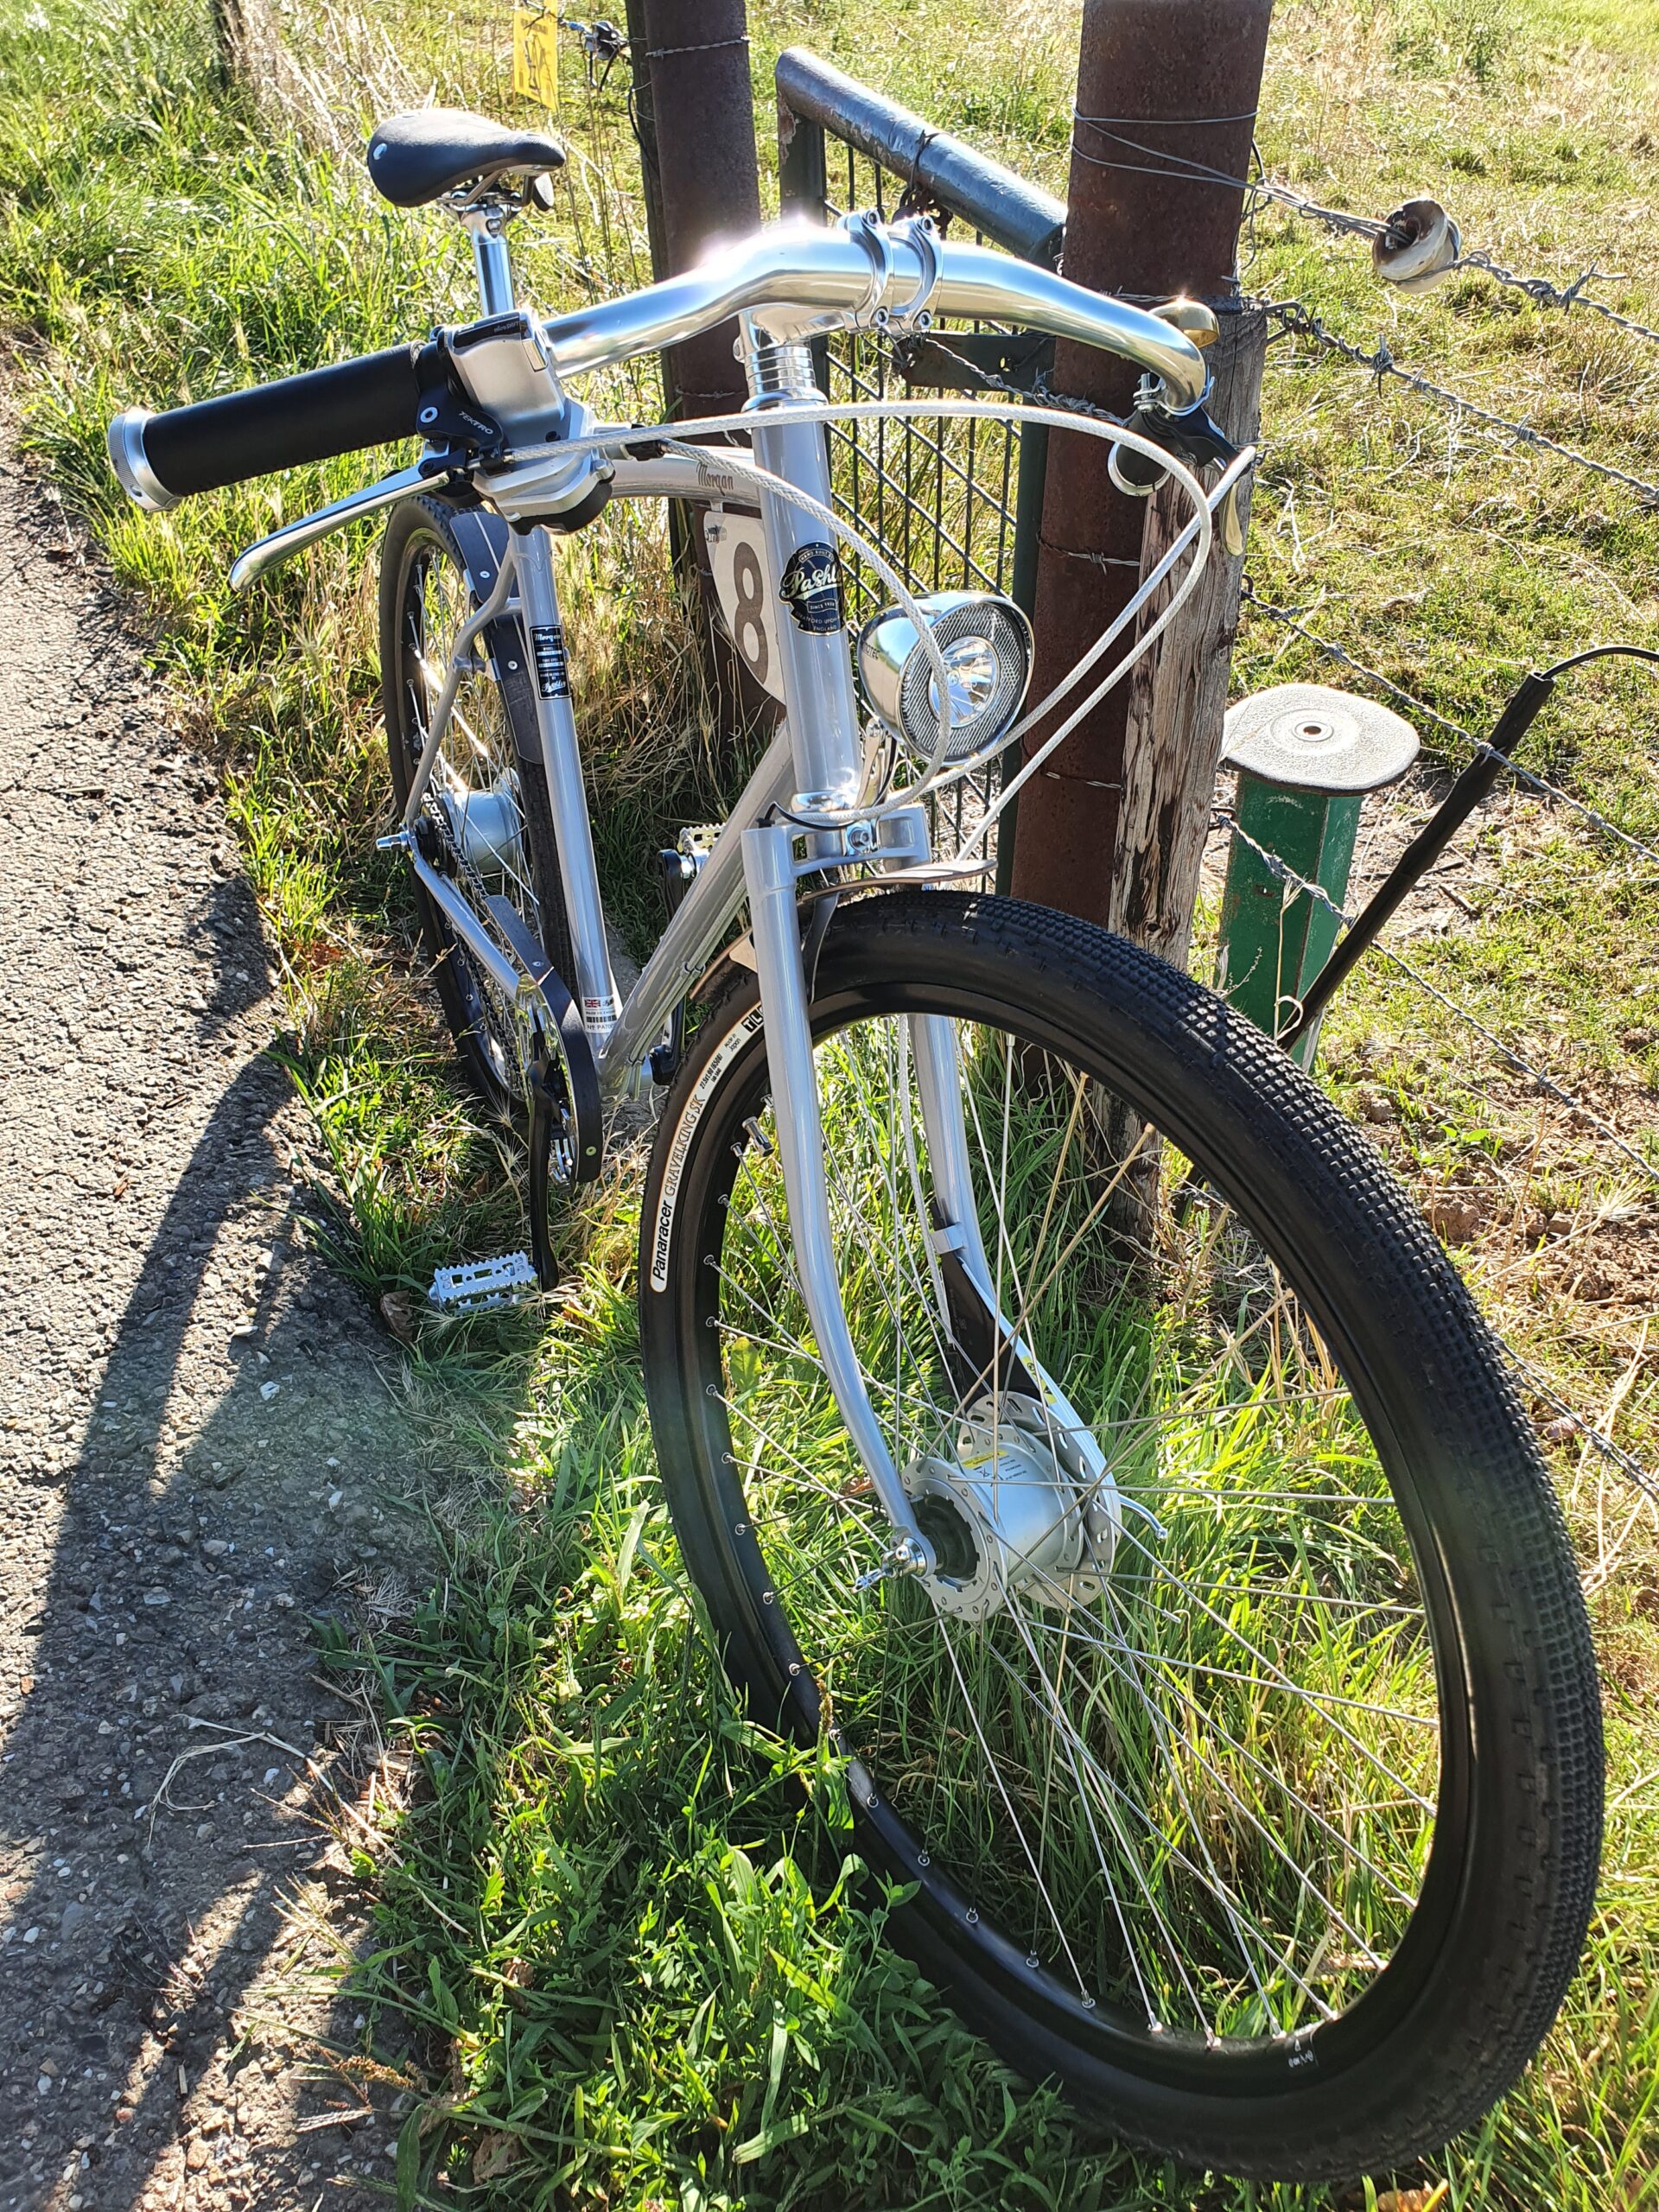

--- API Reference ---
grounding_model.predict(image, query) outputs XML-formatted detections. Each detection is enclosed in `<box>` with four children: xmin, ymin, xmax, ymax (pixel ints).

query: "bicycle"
<box><xmin>108</xmin><ymin>105</ymin><xmax>1602</xmax><ymax>2183</ymax></box>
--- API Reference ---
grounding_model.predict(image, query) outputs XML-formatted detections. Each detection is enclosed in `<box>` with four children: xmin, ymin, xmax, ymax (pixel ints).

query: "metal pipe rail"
<box><xmin>775</xmin><ymin>47</ymin><xmax>1067</xmax><ymax>270</ymax></box>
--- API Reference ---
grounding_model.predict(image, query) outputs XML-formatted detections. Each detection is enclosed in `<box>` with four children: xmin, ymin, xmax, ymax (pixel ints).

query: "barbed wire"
<box><xmin>1252</xmin><ymin>181</ymin><xmax>1659</xmax><ymax>349</ymax></box>
<box><xmin>1215</xmin><ymin>806</ymin><xmax>1659</xmax><ymax>1497</ymax></box>
<box><xmin>1264</xmin><ymin>300</ymin><xmax>1659</xmax><ymax>508</ymax></box>
<box><xmin>1239</xmin><ymin>582</ymin><xmax>1659</xmax><ymax>872</ymax></box>
<box><xmin>1211</xmin><ymin>804</ymin><xmax>1659</xmax><ymax>1190</ymax></box>
<box><xmin>1072</xmin><ymin>124</ymin><xmax>1659</xmax><ymax>353</ymax></box>
<box><xmin>899</xmin><ymin>331</ymin><xmax>1659</xmax><ymax>875</ymax></box>
<box><xmin>1510</xmin><ymin>1354</ymin><xmax>1659</xmax><ymax>1505</ymax></box>
<box><xmin>1452</xmin><ymin>250</ymin><xmax>1659</xmax><ymax>348</ymax></box>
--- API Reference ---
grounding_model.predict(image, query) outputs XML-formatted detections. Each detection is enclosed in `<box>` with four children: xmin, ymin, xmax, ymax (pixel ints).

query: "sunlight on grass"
<box><xmin>3</xmin><ymin>0</ymin><xmax>1657</xmax><ymax>2200</ymax></box>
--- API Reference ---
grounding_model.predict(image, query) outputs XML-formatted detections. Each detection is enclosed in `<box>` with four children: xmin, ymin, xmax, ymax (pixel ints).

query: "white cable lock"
<box><xmin>493</xmin><ymin>394</ymin><xmax>1235</xmax><ymax>823</ymax></box>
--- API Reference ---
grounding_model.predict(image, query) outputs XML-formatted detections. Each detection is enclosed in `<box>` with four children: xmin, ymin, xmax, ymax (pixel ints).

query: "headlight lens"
<box><xmin>856</xmin><ymin>590</ymin><xmax>1033</xmax><ymax>766</ymax></box>
<box><xmin>928</xmin><ymin>633</ymin><xmax>1001</xmax><ymax>727</ymax></box>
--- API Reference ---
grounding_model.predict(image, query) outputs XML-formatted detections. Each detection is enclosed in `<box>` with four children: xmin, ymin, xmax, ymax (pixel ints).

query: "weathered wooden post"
<box><xmin>1013</xmin><ymin>0</ymin><xmax>1274</xmax><ymax>955</ymax></box>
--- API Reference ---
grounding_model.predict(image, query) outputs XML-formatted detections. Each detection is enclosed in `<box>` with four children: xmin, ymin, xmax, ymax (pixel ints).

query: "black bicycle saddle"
<box><xmin>367</xmin><ymin>108</ymin><xmax>566</xmax><ymax>208</ymax></box>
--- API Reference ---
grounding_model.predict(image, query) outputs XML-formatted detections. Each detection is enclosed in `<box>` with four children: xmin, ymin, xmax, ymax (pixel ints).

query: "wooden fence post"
<box><xmin>1112</xmin><ymin>302</ymin><xmax>1267</xmax><ymax>963</ymax></box>
<box><xmin>1012</xmin><ymin>0</ymin><xmax>1274</xmax><ymax>950</ymax></box>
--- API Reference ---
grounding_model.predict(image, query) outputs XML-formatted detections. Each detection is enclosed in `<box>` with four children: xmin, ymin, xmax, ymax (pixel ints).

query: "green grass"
<box><xmin>3</xmin><ymin>0</ymin><xmax>1659</xmax><ymax>2203</ymax></box>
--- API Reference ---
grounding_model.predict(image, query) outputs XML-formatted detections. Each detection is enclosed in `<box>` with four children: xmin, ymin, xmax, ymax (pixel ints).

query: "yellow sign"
<box><xmin>513</xmin><ymin>4</ymin><xmax>559</xmax><ymax>110</ymax></box>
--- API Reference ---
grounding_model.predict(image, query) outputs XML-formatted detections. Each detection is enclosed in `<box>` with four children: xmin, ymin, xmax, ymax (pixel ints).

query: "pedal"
<box><xmin>427</xmin><ymin>1252</ymin><xmax>540</xmax><ymax>1314</ymax></box>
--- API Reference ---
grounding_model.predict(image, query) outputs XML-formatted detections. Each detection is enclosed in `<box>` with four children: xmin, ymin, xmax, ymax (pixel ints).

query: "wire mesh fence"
<box><xmin>807</xmin><ymin>140</ymin><xmax>1042</xmax><ymax>874</ymax></box>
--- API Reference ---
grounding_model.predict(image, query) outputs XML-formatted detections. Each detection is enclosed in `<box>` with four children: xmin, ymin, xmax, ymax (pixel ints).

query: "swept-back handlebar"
<box><xmin>107</xmin><ymin>217</ymin><xmax>1211</xmax><ymax>512</ymax></box>
<box><xmin>539</xmin><ymin>224</ymin><xmax>1209</xmax><ymax>405</ymax></box>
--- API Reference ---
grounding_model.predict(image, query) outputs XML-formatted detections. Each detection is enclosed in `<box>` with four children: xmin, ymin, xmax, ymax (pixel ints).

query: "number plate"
<box><xmin>703</xmin><ymin>509</ymin><xmax>785</xmax><ymax>702</ymax></box>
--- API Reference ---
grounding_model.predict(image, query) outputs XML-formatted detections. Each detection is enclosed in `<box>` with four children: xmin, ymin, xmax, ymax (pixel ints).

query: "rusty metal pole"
<box><xmin>635</xmin><ymin>0</ymin><xmax>760</xmax><ymax>421</ymax></box>
<box><xmin>632</xmin><ymin>0</ymin><xmax>769</xmax><ymax>747</ymax></box>
<box><xmin>1011</xmin><ymin>0</ymin><xmax>1274</xmax><ymax>932</ymax></box>
<box><xmin>621</xmin><ymin>0</ymin><xmax>671</xmax><ymax>350</ymax></box>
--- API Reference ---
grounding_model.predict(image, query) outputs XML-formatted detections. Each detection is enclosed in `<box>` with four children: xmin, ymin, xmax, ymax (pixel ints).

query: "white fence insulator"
<box><xmin>1373</xmin><ymin>199</ymin><xmax>1462</xmax><ymax>293</ymax></box>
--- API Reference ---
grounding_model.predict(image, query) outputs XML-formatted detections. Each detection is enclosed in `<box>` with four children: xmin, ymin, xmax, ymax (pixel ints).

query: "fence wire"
<box><xmin>1264</xmin><ymin>301</ymin><xmax>1659</xmax><ymax>509</ymax></box>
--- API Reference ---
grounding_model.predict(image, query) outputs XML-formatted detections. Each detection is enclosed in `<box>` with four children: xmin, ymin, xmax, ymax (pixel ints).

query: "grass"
<box><xmin>3</xmin><ymin>0</ymin><xmax>1659</xmax><ymax>2203</ymax></box>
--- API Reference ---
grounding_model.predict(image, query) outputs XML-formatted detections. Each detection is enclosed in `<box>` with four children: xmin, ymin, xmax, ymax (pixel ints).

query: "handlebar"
<box><xmin>109</xmin><ymin>344</ymin><xmax>430</xmax><ymax>511</ymax></box>
<box><xmin>539</xmin><ymin>224</ymin><xmax>1210</xmax><ymax>405</ymax></box>
<box><xmin>108</xmin><ymin>218</ymin><xmax>1211</xmax><ymax>512</ymax></box>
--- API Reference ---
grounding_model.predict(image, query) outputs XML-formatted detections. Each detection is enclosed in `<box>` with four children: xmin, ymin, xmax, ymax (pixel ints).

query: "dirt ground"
<box><xmin>0</xmin><ymin>424</ymin><xmax>435</xmax><ymax>2207</ymax></box>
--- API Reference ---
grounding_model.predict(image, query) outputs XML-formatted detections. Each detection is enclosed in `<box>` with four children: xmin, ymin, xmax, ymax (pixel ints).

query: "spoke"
<box><xmin>977</xmin><ymin>1609</ymin><xmax>1391</xmax><ymax>1980</ymax></box>
<box><xmin>1079</xmin><ymin>1573</ymin><xmax>1424</xmax><ymax>1910</ymax></box>
<box><xmin>1106</xmin><ymin>1520</ymin><xmax>1437</xmax><ymax>1815</ymax></box>
<box><xmin>932</xmin><ymin>1614</ymin><xmax>1096</xmax><ymax>1999</ymax></box>
<box><xmin>1103</xmin><ymin>1575</ymin><xmax>1419</xmax><ymax>1617</ymax></box>
<box><xmin>1016</xmin><ymin>1597</ymin><xmax>1338</xmax><ymax>2029</ymax></box>
<box><xmin>1021</xmin><ymin>1611</ymin><xmax>1437</xmax><ymax>1729</ymax></box>
<box><xmin>1001</xmin><ymin>1598</ymin><xmax>1212</xmax><ymax>2026</ymax></box>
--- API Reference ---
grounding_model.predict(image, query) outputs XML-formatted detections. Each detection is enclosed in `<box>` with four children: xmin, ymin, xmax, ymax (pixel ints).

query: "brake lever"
<box><xmin>1109</xmin><ymin>402</ymin><xmax>1249</xmax><ymax>554</ymax></box>
<box><xmin>227</xmin><ymin>462</ymin><xmax>452</xmax><ymax>592</ymax></box>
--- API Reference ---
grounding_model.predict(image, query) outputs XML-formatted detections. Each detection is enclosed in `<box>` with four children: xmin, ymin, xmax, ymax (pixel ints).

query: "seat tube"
<box><xmin>747</xmin><ymin>410</ymin><xmax>863</xmax><ymax>807</ymax></box>
<box><xmin>515</xmin><ymin>528</ymin><xmax>621</xmax><ymax>1036</ymax></box>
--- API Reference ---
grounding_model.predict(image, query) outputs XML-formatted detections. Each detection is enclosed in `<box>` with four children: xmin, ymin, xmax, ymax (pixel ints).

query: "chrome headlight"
<box><xmin>856</xmin><ymin>590</ymin><xmax>1033</xmax><ymax>766</ymax></box>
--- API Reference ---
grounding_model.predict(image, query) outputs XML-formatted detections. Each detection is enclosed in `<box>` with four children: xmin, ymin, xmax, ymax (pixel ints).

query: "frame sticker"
<box><xmin>531</xmin><ymin>621</ymin><xmax>570</xmax><ymax>698</ymax></box>
<box><xmin>649</xmin><ymin>1002</ymin><xmax>766</xmax><ymax>1292</ymax></box>
<box><xmin>779</xmin><ymin>542</ymin><xmax>842</xmax><ymax>635</ymax></box>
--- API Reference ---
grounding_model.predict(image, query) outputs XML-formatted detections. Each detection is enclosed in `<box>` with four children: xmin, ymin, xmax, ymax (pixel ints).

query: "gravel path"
<box><xmin>0</xmin><ymin>425</ymin><xmax>432</xmax><ymax>2209</ymax></box>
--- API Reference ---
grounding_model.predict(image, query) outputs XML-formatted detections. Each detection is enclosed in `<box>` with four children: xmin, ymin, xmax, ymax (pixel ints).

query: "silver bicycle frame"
<box><xmin>308</xmin><ymin>215</ymin><xmax>1216</xmax><ymax>1558</ymax></box>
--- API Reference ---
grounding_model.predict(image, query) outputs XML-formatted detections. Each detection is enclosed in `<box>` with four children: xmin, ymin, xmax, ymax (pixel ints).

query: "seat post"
<box><xmin>460</xmin><ymin>205</ymin><xmax>516</xmax><ymax>315</ymax></box>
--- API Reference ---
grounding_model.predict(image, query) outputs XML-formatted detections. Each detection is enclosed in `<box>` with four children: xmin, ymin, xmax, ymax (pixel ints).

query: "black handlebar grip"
<box><xmin>111</xmin><ymin>344</ymin><xmax>426</xmax><ymax>505</ymax></box>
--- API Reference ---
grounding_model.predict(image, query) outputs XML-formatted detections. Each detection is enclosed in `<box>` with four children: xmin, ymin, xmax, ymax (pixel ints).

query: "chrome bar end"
<box><xmin>106</xmin><ymin>409</ymin><xmax>179</xmax><ymax>513</ymax></box>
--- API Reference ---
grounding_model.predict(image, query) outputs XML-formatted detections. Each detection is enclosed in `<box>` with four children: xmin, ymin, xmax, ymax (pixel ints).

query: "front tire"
<box><xmin>639</xmin><ymin>890</ymin><xmax>1600</xmax><ymax>2181</ymax></box>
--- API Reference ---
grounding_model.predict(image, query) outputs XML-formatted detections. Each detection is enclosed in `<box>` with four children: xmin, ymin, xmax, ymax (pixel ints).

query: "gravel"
<box><xmin>0</xmin><ymin>429</ymin><xmax>433</xmax><ymax>2208</ymax></box>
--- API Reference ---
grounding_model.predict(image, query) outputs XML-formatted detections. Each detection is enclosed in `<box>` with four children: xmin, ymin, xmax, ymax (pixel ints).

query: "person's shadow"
<box><xmin>1</xmin><ymin>1021</ymin><xmax>429</xmax><ymax>2208</ymax></box>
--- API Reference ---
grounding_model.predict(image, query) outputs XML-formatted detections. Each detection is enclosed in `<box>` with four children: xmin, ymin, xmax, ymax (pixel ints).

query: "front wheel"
<box><xmin>639</xmin><ymin>890</ymin><xmax>1600</xmax><ymax>2182</ymax></box>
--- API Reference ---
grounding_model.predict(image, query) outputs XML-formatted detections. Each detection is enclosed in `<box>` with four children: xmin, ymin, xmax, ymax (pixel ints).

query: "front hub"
<box><xmin>906</xmin><ymin>1393</ymin><xmax>1118</xmax><ymax>1625</ymax></box>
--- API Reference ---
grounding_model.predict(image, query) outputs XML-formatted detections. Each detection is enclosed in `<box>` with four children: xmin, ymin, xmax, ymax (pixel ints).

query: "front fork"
<box><xmin>741</xmin><ymin>819</ymin><xmax>1115</xmax><ymax>1567</ymax></box>
<box><xmin>741</xmin><ymin>821</ymin><xmax>932</xmax><ymax>1562</ymax></box>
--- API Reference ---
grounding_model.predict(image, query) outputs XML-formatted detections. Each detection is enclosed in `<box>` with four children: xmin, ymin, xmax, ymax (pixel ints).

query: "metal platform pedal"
<box><xmin>428</xmin><ymin>1252</ymin><xmax>541</xmax><ymax>1315</ymax></box>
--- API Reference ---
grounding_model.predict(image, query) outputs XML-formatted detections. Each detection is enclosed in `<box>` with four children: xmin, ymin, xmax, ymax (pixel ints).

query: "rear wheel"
<box><xmin>379</xmin><ymin>493</ymin><xmax>574</xmax><ymax>1116</ymax></box>
<box><xmin>639</xmin><ymin>891</ymin><xmax>1601</xmax><ymax>2181</ymax></box>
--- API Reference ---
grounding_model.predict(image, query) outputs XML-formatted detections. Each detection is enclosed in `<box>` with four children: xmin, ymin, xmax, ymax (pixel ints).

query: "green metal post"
<box><xmin>1215</xmin><ymin>683</ymin><xmax>1421</xmax><ymax>1068</ymax></box>
<box><xmin>1217</xmin><ymin>781</ymin><xmax>1363</xmax><ymax>1066</ymax></box>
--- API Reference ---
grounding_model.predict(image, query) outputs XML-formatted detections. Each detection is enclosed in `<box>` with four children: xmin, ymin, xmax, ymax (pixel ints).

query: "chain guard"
<box><xmin>486</xmin><ymin>897</ymin><xmax>601</xmax><ymax>1173</ymax></box>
